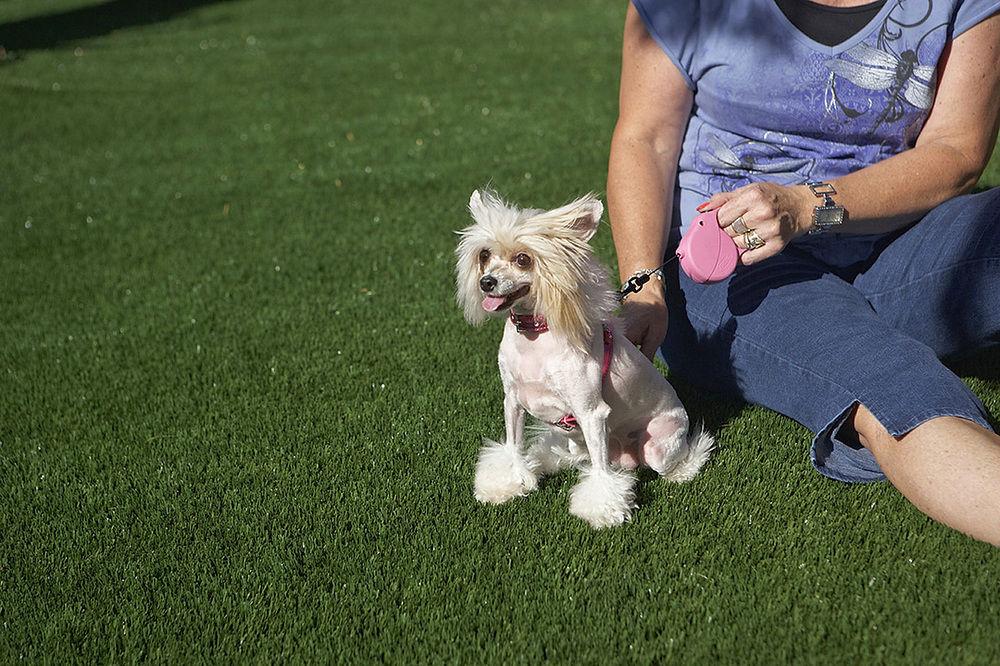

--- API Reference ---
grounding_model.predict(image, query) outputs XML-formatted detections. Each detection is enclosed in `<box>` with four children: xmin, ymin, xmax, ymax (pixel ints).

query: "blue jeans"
<box><xmin>661</xmin><ymin>188</ymin><xmax>1000</xmax><ymax>483</ymax></box>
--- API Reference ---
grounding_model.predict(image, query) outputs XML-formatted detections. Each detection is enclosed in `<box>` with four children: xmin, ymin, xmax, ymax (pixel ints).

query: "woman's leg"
<box><xmin>853</xmin><ymin>406</ymin><xmax>1000</xmax><ymax>546</ymax></box>
<box><xmin>854</xmin><ymin>187</ymin><xmax>1000</xmax><ymax>357</ymax></box>
<box><xmin>845</xmin><ymin>188</ymin><xmax>1000</xmax><ymax>545</ymax></box>
<box><xmin>662</xmin><ymin>248</ymin><xmax>998</xmax><ymax>542</ymax></box>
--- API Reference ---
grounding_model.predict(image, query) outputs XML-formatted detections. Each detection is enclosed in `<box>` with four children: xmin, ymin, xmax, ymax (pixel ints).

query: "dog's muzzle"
<box><xmin>479</xmin><ymin>275</ymin><xmax>497</xmax><ymax>292</ymax></box>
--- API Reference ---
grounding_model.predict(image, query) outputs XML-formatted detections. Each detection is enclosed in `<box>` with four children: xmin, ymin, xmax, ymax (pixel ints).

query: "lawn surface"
<box><xmin>2</xmin><ymin>0</ymin><xmax>999</xmax><ymax>662</ymax></box>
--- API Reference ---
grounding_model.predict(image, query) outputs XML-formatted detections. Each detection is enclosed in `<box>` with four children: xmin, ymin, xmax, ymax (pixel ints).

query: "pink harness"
<box><xmin>509</xmin><ymin>312</ymin><xmax>613</xmax><ymax>432</ymax></box>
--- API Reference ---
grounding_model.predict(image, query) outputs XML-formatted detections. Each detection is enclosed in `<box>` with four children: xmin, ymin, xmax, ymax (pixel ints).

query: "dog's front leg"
<box><xmin>473</xmin><ymin>390</ymin><xmax>539</xmax><ymax>505</ymax></box>
<box><xmin>569</xmin><ymin>399</ymin><xmax>637</xmax><ymax>528</ymax></box>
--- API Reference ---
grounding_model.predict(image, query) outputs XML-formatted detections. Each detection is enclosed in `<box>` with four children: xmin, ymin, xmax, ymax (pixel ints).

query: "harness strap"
<box><xmin>553</xmin><ymin>325</ymin><xmax>613</xmax><ymax>432</ymax></box>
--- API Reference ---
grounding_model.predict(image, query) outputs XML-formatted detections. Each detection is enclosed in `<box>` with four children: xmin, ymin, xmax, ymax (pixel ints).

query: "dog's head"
<box><xmin>454</xmin><ymin>189</ymin><xmax>612</xmax><ymax>348</ymax></box>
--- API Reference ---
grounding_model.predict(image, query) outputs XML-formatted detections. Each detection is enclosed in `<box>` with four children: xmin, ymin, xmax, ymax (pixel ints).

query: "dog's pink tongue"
<box><xmin>481</xmin><ymin>294</ymin><xmax>507</xmax><ymax>312</ymax></box>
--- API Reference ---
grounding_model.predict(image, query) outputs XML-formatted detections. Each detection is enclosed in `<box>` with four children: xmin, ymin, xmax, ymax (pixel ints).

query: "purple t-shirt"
<box><xmin>632</xmin><ymin>0</ymin><xmax>1000</xmax><ymax>233</ymax></box>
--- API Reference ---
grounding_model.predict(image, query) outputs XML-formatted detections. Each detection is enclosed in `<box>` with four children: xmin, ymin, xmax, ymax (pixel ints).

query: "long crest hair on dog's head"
<box><xmin>454</xmin><ymin>189</ymin><xmax>517</xmax><ymax>327</ymax></box>
<box><xmin>455</xmin><ymin>189</ymin><xmax>616</xmax><ymax>349</ymax></box>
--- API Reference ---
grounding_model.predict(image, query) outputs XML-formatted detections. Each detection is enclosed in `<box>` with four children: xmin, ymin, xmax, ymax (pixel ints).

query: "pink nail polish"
<box><xmin>696</xmin><ymin>202</ymin><xmax>710</xmax><ymax>212</ymax></box>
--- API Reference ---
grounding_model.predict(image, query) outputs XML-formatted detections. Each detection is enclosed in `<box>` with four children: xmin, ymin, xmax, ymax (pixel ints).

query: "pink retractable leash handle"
<box><xmin>676</xmin><ymin>209</ymin><xmax>745</xmax><ymax>284</ymax></box>
<box><xmin>618</xmin><ymin>209</ymin><xmax>743</xmax><ymax>300</ymax></box>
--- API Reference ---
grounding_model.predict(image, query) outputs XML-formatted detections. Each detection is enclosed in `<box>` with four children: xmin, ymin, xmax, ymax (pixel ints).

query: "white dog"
<box><xmin>455</xmin><ymin>189</ymin><xmax>714</xmax><ymax>528</ymax></box>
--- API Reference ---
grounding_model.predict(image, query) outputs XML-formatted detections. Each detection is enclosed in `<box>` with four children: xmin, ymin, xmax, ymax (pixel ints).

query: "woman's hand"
<box><xmin>621</xmin><ymin>285</ymin><xmax>668</xmax><ymax>361</ymax></box>
<box><xmin>699</xmin><ymin>182</ymin><xmax>815</xmax><ymax>265</ymax></box>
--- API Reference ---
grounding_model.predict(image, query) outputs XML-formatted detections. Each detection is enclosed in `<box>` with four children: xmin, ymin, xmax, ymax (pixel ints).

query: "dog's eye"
<box><xmin>478</xmin><ymin>249</ymin><xmax>490</xmax><ymax>264</ymax></box>
<box><xmin>514</xmin><ymin>253</ymin><xmax>532</xmax><ymax>269</ymax></box>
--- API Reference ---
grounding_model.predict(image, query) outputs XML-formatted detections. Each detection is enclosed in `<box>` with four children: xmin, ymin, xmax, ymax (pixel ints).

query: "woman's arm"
<box><xmin>704</xmin><ymin>13</ymin><xmax>1000</xmax><ymax>265</ymax></box>
<box><xmin>608</xmin><ymin>4</ymin><xmax>693</xmax><ymax>359</ymax></box>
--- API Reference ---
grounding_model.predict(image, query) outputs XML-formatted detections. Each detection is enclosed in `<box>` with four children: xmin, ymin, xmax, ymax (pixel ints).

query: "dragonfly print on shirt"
<box><xmin>822</xmin><ymin>0</ymin><xmax>946</xmax><ymax>133</ymax></box>
<box><xmin>698</xmin><ymin>132</ymin><xmax>816</xmax><ymax>191</ymax></box>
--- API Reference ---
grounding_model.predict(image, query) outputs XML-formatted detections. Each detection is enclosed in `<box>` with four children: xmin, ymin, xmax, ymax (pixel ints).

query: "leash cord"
<box><xmin>617</xmin><ymin>255</ymin><xmax>678</xmax><ymax>303</ymax></box>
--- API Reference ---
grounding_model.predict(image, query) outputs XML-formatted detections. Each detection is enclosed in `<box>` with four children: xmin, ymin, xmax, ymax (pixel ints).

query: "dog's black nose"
<box><xmin>479</xmin><ymin>275</ymin><xmax>497</xmax><ymax>292</ymax></box>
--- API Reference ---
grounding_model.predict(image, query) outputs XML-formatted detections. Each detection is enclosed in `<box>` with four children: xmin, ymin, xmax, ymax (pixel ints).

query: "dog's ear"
<box><xmin>535</xmin><ymin>194</ymin><xmax>603</xmax><ymax>242</ymax></box>
<box><xmin>468</xmin><ymin>189</ymin><xmax>491</xmax><ymax>222</ymax></box>
<box><xmin>454</xmin><ymin>226</ymin><xmax>489</xmax><ymax>327</ymax></box>
<box><xmin>566</xmin><ymin>196</ymin><xmax>603</xmax><ymax>242</ymax></box>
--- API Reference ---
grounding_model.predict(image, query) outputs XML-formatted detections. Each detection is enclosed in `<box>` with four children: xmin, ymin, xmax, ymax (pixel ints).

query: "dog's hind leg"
<box><xmin>641</xmin><ymin>413</ymin><xmax>689</xmax><ymax>477</ymax></box>
<box><xmin>526</xmin><ymin>427</ymin><xmax>586</xmax><ymax>476</ymax></box>
<box><xmin>473</xmin><ymin>393</ymin><xmax>539</xmax><ymax>504</ymax></box>
<box><xmin>643</xmin><ymin>415</ymin><xmax>715</xmax><ymax>482</ymax></box>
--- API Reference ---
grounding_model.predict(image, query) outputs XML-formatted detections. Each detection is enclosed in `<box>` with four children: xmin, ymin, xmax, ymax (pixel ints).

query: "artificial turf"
<box><xmin>2</xmin><ymin>0</ymin><xmax>999</xmax><ymax>662</ymax></box>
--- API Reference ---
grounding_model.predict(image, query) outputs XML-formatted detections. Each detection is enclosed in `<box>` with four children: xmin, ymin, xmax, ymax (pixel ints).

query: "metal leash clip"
<box><xmin>617</xmin><ymin>256</ymin><xmax>676</xmax><ymax>303</ymax></box>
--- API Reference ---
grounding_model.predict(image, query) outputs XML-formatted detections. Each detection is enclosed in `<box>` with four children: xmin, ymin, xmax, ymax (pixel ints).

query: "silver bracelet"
<box><xmin>619</xmin><ymin>268</ymin><xmax>664</xmax><ymax>302</ymax></box>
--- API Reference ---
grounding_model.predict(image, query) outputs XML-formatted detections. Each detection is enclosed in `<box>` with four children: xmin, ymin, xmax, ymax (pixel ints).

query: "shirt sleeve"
<box><xmin>630</xmin><ymin>0</ymin><xmax>701</xmax><ymax>90</ymax></box>
<box><xmin>953</xmin><ymin>0</ymin><xmax>1000</xmax><ymax>38</ymax></box>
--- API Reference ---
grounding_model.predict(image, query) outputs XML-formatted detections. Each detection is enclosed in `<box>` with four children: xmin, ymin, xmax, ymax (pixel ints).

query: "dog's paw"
<box><xmin>569</xmin><ymin>466</ymin><xmax>637</xmax><ymax>528</ymax></box>
<box><xmin>473</xmin><ymin>439</ymin><xmax>539</xmax><ymax>505</ymax></box>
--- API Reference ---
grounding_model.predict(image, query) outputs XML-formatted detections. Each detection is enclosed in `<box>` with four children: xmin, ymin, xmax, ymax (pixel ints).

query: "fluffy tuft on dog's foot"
<box><xmin>662</xmin><ymin>423</ymin><xmax>715</xmax><ymax>483</ymax></box>
<box><xmin>473</xmin><ymin>439</ymin><xmax>539</xmax><ymax>504</ymax></box>
<box><xmin>569</xmin><ymin>466</ymin><xmax>637</xmax><ymax>528</ymax></box>
<box><xmin>526</xmin><ymin>429</ymin><xmax>586</xmax><ymax>476</ymax></box>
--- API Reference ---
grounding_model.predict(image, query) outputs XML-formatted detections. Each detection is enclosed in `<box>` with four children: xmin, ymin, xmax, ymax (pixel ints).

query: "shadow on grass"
<box><xmin>0</xmin><ymin>0</ymin><xmax>236</xmax><ymax>59</ymax></box>
<box><xmin>669</xmin><ymin>375</ymin><xmax>747</xmax><ymax>435</ymax></box>
<box><xmin>948</xmin><ymin>344</ymin><xmax>1000</xmax><ymax>431</ymax></box>
<box><xmin>949</xmin><ymin>343</ymin><xmax>1000</xmax><ymax>382</ymax></box>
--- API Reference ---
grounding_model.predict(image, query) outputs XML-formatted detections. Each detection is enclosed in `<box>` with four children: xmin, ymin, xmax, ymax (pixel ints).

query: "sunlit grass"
<box><xmin>2</xmin><ymin>0</ymin><xmax>999</xmax><ymax>662</ymax></box>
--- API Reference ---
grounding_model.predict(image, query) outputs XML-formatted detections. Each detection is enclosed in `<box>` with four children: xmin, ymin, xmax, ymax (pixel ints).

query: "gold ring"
<box><xmin>744</xmin><ymin>229</ymin><xmax>765</xmax><ymax>250</ymax></box>
<box><xmin>732</xmin><ymin>216</ymin><xmax>750</xmax><ymax>235</ymax></box>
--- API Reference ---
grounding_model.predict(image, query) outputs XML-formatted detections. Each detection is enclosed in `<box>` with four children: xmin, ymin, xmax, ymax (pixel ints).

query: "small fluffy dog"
<box><xmin>455</xmin><ymin>189</ymin><xmax>714</xmax><ymax>528</ymax></box>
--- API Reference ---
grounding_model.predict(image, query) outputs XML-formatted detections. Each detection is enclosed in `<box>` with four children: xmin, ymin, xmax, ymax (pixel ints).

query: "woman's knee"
<box><xmin>853</xmin><ymin>403</ymin><xmax>997</xmax><ymax>465</ymax></box>
<box><xmin>850</xmin><ymin>403</ymin><xmax>896</xmax><ymax>458</ymax></box>
<box><xmin>946</xmin><ymin>187</ymin><xmax>1000</xmax><ymax>252</ymax></box>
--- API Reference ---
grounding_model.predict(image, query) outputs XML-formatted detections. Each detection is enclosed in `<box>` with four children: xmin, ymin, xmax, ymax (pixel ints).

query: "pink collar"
<box><xmin>510</xmin><ymin>312</ymin><xmax>549</xmax><ymax>333</ymax></box>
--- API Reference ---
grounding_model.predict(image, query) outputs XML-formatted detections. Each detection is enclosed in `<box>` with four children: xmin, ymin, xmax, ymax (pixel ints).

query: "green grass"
<box><xmin>2</xmin><ymin>0</ymin><xmax>999</xmax><ymax>662</ymax></box>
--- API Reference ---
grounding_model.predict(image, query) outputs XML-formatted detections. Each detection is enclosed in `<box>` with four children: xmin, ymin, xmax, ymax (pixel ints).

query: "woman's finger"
<box><xmin>716</xmin><ymin>196</ymin><xmax>752</xmax><ymax>230</ymax></box>
<box><xmin>733</xmin><ymin>231</ymin><xmax>748</xmax><ymax>251</ymax></box>
<box><xmin>739</xmin><ymin>245</ymin><xmax>774</xmax><ymax>266</ymax></box>
<box><xmin>622</xmin><ymin>323</ymin><xmax>643</xmax><ymax>348</ymax></box>
<box><xmin>639</xmin><ymin>330</ymin><xmax>657</xmax><ymax>360</ymax></box>
<box><xmin>697</xmin><ymin>190</ymin><xmax>736</xmax><ymax>213</ymax></box>
<box><xmin>738</xmin><ymin>231</ymin><xmax>784</xmax><ymax>265</ymax></box>
<box><xmin>731</xmin><ymin>218</ymin><xmax>775</xmax><ymax>251</ymax></box>
<box><xmin>620</xmin><ymin>307</ymin><xmax>646</xmax><ymax>346</ymax></box>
